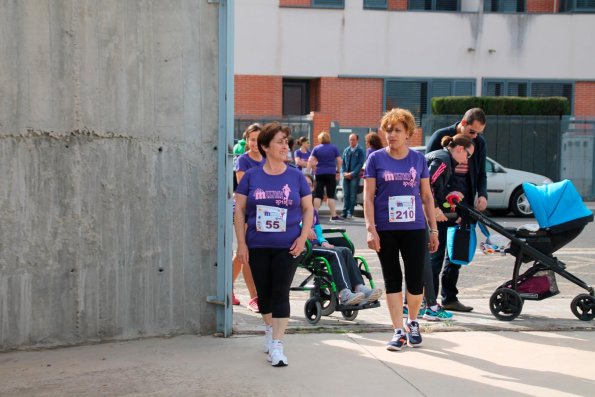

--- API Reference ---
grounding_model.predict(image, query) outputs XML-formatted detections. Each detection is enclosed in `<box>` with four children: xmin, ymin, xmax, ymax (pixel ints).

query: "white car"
<box><xmin>356</xmin><ymin>146</ymin><xmax>553</xmax><ymax>217</ymax></box>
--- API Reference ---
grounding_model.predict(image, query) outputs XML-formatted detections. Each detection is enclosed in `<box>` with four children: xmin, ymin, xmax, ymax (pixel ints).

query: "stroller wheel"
<box><xmin>304</xmin><ymin>298</ymin><xmax>322</xmax><ymax>325</ymax></box>
<box><xmin>311</xmin><ymin>288</ymin><xmax>337</xmax><ymax>316</ymax></box>
<box><xmin>341</xmin><ymin>309</ymin><xmax>359</xmax><ymax>321</ymax></box>
<box><xmin>570</xmin><ymin>294</ymin><xmax>595</xmax><ymax>321</ymax></box>
<box><xmin>489</xmin><ymin>288</ymin><xmax>523</xmax><ymax>321</ymax></box>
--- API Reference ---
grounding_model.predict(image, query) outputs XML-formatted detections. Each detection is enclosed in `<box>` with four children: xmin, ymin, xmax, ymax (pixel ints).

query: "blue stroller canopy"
<box><xmin>523</xmin><ymin>180</ymin><xmax>593</xmax><ymax>228</ymax></box>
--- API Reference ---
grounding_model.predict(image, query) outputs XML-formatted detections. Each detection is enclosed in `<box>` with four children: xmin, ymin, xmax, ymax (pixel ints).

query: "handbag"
<box><xmin>447</xmin><ymin>221</ymin><xmax>477</xmax><ymax>265</ymax></box>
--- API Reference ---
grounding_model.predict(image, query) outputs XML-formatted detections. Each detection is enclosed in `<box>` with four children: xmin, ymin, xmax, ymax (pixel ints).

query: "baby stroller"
<box><xmin>453</xmin><ymin>179</ymin><xmax>594</xmax><ymax>321</ymax></box>
<box><xmin>291</xmin><ymin>228</ymin><xmax>380</xmax><ymax>325</ymax></box>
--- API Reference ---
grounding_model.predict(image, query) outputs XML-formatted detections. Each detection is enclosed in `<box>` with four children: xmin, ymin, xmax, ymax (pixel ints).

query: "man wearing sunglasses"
<box><xmin>425</xmin><ymin>108</ymin><xmax>487</xmax><ymax>313</ymax></box>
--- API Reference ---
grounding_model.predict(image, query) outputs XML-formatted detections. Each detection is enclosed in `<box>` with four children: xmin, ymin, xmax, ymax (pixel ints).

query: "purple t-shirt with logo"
<box><xmin>310</xmin><ymin>144</ymin><xmax>340</xmax><ymax>175</ymax></box>
<box><xmin>236</xmin><ymin>166</ymin><xmax>311</xmax><ymax>249</ymax></box>
<box><xmin>235</xmin><ymin>153</ymin><xmax>265</xmax><ymax>172</ymax></box>
<box><xmin>294</xmin><ymin>149</ymin><xmax>311</xmax><ymax>170</ymax></box>
<box><xmin>364</xmin><ymin>148</ymin><xmax>429</xmax><ymax>231</ymax></box>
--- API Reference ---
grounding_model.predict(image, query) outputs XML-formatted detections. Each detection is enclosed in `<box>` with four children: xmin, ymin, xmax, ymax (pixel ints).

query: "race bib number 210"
<box><xmin>256</xmin><ymin>205</ymin><xmax>287</xmax><ymax>232</ymax></box>
<box><xmin>388</xmin><ymin>195</ymin><xmax>415</xmax><ymax>223</ymax></box>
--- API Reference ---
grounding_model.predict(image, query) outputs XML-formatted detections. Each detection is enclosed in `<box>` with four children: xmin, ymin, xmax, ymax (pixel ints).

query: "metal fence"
<box><xmin>234</xmin><ymin>116</ymin><xmax>313</xmax><ymax>144</ymax></box>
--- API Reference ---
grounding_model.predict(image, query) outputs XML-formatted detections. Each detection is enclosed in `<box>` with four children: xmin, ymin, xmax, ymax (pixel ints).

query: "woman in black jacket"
<box><xmin>425</xmin><ymin>134</ymin><xmax>475</xmax><ymax>221</ymax></box>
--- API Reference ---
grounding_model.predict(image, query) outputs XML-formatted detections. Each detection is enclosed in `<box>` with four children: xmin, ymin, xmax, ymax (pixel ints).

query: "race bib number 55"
<box><xmin>256</xmin><ymin>205</ymin><xmax>287</xmax><ymax>232</ymax></box>
<box><xmin>388</xmin><ymin>195</ymin><xmax>415</xmax><ymax>223</ymax></box>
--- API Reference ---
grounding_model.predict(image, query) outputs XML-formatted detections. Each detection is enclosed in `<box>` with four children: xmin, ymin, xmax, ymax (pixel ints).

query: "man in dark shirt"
<box><xmin>426</xmin><ymin>108</ymin><xmax>488</xmax><ymax>312</ymax></box>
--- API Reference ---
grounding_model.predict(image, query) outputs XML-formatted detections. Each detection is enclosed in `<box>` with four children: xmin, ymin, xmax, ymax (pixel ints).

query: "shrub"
<box><xmin>432</xmin><ymin>96</ymin><xmax>570</xmax><ymax>116</ymax></box>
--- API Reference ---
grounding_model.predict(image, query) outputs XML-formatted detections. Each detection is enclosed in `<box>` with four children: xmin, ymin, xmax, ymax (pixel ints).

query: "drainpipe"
<box><xmin>208</xmin><ymin>0</ymin><xmax>234</xmax><ymax>337</ymax></box>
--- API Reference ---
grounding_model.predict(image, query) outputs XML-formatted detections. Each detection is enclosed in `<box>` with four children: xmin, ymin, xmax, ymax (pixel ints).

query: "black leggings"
<box><xmin>249</xmin><ymin>248</ymin><xmax>301</xmax><ymax>318</ymax></box>
<box><xmin>376</xmin><ymin>229</ymin><xmax>427</xmax><ymax>295</ymax></box>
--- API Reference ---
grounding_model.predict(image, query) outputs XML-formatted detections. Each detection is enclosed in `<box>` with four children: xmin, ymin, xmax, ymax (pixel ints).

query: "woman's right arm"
<box><xmin>428</xmin><ymin>159</ymin><xmax>448</xmax><ymax>222</ymax></box>
<box><xmin>236</xmin><ymin>170</ymin><xmax>245</xmax><ymax>183</ymax></box>
<box><xmin>234</xmin><ymin>194</ymin><xmax>249</xmax><ymax>265</ymax></box>
<box><xmin>363</xmin><ymin>178</ymin><xmax>380</xmax><ymax>252</ymax></box>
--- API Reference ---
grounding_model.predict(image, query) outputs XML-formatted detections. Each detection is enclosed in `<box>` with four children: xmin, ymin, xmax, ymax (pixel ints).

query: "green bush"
<box><xmin>432</xmin><ymin>96</ymin><xmax>570</xmax><ymax>116</ymax></box>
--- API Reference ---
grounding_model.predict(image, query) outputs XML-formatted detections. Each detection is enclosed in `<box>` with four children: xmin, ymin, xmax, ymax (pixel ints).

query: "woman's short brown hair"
<box><xmin>318</xmin><ymin>131</ymin><xmax>331</xmax><ymax>144</ymax></box>
<box><xmin>380</xmin><ymin>108</ymin><xmax>417</xmax><ymax>138</ymax></box>
<box><xmin>243</xmin><ymin>123</ymin><xmax>262</xmax><ymax>140</ymax></box>
<box><xmin>257</xmin><ymin>122</ymin><xmax>288</xmax><ymax>157</ymax></box>
<box><xmin>365</xmin><ymin>132</ymin><xmax>383</xmax><ymax>151</ymax></box>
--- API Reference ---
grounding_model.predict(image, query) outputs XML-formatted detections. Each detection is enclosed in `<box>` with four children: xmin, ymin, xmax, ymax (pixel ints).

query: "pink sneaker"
<box><xmin>232</xmin><ymin>293</ymin><xmax>240</xmax><ymax>306</ymax></box>
<box><xmin>247</xmin><ymin>297</ymin><xmax>259</xmax><ymax>313</ymax></box>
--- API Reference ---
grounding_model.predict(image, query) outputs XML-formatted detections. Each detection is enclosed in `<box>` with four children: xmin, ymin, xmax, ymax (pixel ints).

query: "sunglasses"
<box><xmin>465</xmin><ymin>148</ymin><xmax>473</xmax><ymax>159</ymax></box>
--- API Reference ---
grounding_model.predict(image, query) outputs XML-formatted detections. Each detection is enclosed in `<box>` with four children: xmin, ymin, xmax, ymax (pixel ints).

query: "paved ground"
<box><xmin>1</xmin><ymin>202</ymin><xmax>593</xmax><ymax>396</ymax></box>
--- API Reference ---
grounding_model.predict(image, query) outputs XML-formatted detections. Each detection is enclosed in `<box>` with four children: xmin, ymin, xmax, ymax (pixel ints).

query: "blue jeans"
<box><xmin>430</xmin><ymin>220</ymin><xmax>461</xmax><ymax>304</ymax></box>
<box><xmin>342</xmin><ymin>176</ymin><xmax>359</xmax><ymax>217</ymax></box>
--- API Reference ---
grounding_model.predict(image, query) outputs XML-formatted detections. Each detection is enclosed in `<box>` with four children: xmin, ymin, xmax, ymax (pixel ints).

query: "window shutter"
<box><xmin>312</xmin><ymin>0</ymin><xmax>344</xmax><ymax>8</ymax></box>
<box><xmin>432</xmin><ymin>81</ymin><xmax>452</xmax><ymax>98</ymax></box>
<box><xmin>364</xmin><ymin>0</ymin><xmax>388</xmax><ymax>8</ymax></box>
<box><xmin>386</xmin><ymin>80</ymin><xmax>426</xmax><ymax>125</ymax></box>
<box><xmin>453</xmin><ymin>80</ymin><xmax>474</xmax><ymax>96</ymax></box>
<box><xmin>486</xmin><ymin>82</ymin><xmax>504</xmax><ymax>96</ymax></box>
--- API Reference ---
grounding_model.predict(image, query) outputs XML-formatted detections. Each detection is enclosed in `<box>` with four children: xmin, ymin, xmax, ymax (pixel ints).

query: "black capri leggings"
<box><xmin>314</xmin><ymin>173</ymin><xmax>337</xmax><ymax>200</ymax></box>
<box><xmin>249</xmin><ymin>248</ymin><xmax>301</xmax><ymax>318</ymax></box>
<box><xmin>376</xmin><ymin>229</ymin><xmax>427</xmax><ymax>295</ymax></box>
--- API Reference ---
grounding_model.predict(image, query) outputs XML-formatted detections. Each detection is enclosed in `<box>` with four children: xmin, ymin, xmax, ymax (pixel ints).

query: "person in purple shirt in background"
<box><xmin>307</xmin><ymin>131</ymin><xmax>343</xmax><ymax>222</ymax></box>
<box><xmin>235</xmin><ymin>123</ymin><xmax>313</xmax><ymax>368</ymax></box>
<box><xmin>365</xmin><ymin>131</ymin><xmax>384</xmax><ymax>160</ymax></box>
<box><xmin>364</xmin><ymin>108</ymin><xmax>439</xmax><ymax>352</ymax></box>
<box><xmin>232</xmin><ymin>123</ymin><xmax>265</xmax><ymax>312</ymax></box>
<box><xmin>294</xmin><ymin>136</ymin><xmax>311</xmax><ymax>171</ymax></box>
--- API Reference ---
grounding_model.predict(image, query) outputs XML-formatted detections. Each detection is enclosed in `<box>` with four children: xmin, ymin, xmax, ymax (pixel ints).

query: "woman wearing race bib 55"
<box><xmin>364</xmin><ymin>108</ymin><xmax>439</xmax><ymax>352</ymax></box>
<box><xmin>235</xmin><ymin>123</ymin><xmax>314</xmax><ymax>367</ymax></box>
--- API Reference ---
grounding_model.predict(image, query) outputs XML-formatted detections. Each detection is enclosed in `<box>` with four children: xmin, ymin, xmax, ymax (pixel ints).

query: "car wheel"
<box><xmin>510</xmin><ymin>187</ymin><xmax>533</xmax><ymax>217</ymax></box>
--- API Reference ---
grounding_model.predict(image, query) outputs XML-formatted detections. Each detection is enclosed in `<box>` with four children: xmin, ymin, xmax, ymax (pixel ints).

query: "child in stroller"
<box><xmin>450</xmin><ymin>179</ymin><xmax>594</xmax><ymax>321</ymax></box>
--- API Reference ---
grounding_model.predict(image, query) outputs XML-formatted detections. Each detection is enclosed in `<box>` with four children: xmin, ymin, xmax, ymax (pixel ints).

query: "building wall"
<box><xmin>235</xmin><ymin>75</ymin><xmax>283</xmax><ymax>117</ymax></box>
<box><xmin>236</xmin><ymin>1</ymin><xmax>595</xmax><ymax>80</ymax></box>
<box><xmin>575</xmin><ymin>82</ymin><xmax>595</xmax><ymax>117</ymax></box>
<box><xmin>0</xmin><ymin>0</ymin><xmax>220</xmax><ymax>350</ymax></box>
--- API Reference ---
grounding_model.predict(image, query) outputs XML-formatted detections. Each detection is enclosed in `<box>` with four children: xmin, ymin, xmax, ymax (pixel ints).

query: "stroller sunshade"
<box><xmin>523</xmin><ymin>180</ymin><xmax>593</xmax><ymax>229</ymax></box>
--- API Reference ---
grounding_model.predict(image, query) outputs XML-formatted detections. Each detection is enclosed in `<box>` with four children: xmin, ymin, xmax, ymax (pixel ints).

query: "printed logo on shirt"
<box><xmin>383</xmin><ymin>167</ymin><xmax>418</xmax><ymax>187</ymax></box>
<box><xmin>253</xmin><ymin>184</ymin><xmax>294</xmax><ymax>206</ymax></box>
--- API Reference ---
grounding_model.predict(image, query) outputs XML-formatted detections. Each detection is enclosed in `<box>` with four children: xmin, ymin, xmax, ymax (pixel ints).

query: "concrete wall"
<box><xmin>0</xmin><ymin>0</ymin><xmax>220</xmax><ymax>350</ymax></box>
<box><xmin>236</xmin><ymin>0</ymin><xmax>595</xmax><ymax>84</ymax></box>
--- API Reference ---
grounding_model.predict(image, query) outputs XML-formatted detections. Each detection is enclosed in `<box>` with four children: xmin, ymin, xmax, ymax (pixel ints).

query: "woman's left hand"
<box><xmin>289</xmin><ymin>237</ymin><xmax>306</xmax><ymax>258</ymax></box>
<box><xmin>428</xmin><ymin>233</ymin><xmax>439</xmax><ymax>253</ymax></box>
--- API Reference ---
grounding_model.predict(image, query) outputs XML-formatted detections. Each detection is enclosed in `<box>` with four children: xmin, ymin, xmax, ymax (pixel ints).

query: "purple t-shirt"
<box><xmin>236</xmin><ymin>166</ymin><xmax>311</xmax><ymax>249</ymax></box>
<box><xmin>364</xmin><ymin>148</ymin><xmax>429</xmax><ymax>231</ymax></box>
<box><xmin>294</xmin><ymin>149</ymin><xmax>311</xmax><ymax>170</ymax></box>
<box><xmin>310</xmin><ymin>144</ymin><xmax>340</xmax><ymax>175</ymax></box>
<box><xmin>235</xmin><ymin>153</ymin><xmax>265</xmax><ymax>172</ymax></box>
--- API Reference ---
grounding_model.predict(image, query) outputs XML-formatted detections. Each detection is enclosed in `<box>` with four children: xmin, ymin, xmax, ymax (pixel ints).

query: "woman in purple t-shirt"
<box><xmin>363</xmin><ymin>108</ymin><xmax>439</xmax><ymax>352</ymax></box>
<box><xmin>235</xmin><ymin>123</ymin><xmax>313</xmax><ymax>367</ymax></box>
<box><xmin>294</xmin><ymin>136</ymin><xmax>311</xmax><ymax>171</ymax></box>
<box><xmin>307</xmin><ymin>131</ymin><xmax>343</xmax><ymax>222</ymax></box>
<box><xmin>232</xmin><ymin>124</ymin><xmax>265</xmax><ymax>311</ymax></box>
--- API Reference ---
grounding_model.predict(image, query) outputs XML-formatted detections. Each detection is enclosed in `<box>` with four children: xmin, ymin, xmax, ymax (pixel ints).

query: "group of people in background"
<box><xmin>231</xmin><ymin>107</ymin><xmax>488</xmax><ymax>365</ymax></box>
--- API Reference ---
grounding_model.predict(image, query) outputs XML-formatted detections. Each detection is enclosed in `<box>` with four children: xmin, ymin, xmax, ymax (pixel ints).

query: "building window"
<box><xmin>560</xmin><ymin>0</ymin><xmax>595</xmax><ymax>12</ymax></box>
<box><xmin>364</xmin><ymin>0</ymin><xmax>388</xmax><ymax>9</ymax></box>
<box><xmin>283</xmin><ymin>79</ymin><xmax>311</xmax><ymax>116</ymax></box>
<box><xmin>409</xmin><ymin>0</ymin><xmax>459</xmax><ymax>11</ymax></box>
<box><xmin>484</xmin><ymin>0</ymin><xmax>525</xmax><ymax>12</ymax></box>
<box><xmin>312</xmin><ymin>0</ymin><xmax>345</xmax><ymax>8</ymax></box>
<box><xmin>483</xmin><ymin>79</ymin><xmax>574</xmax><ymax>109</ymax></box>
<box><xmin>385</xmin><ymin>79</ymin><xmax>475</xmax><ymax>125</ymax></box>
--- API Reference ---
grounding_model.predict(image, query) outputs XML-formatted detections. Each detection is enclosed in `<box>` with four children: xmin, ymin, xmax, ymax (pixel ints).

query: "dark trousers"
<box><xmin>249</xmin><ymin>248</ymin><xmax>301</xmax><ymax>318</ymax></box>
<box><xmin>430</xmin><ymin>220</ymin><xmax>461</xmax><ymax>304</ymax></box>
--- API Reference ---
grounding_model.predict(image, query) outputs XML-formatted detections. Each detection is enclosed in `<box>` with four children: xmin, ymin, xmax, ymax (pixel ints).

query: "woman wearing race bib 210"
<box><xmin>234</xmin><ymin>123</ymin><xmax>313</xmax><ymax>367</ymax></box>
<box><xmin>363</xmin><ymin>108</ymin><xmax>439</xmax><ymax>352</ymax></box>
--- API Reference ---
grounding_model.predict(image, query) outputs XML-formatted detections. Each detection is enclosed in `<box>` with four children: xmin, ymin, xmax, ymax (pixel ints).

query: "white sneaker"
<box><xmin>268</xmin><ymin>341</ymin><xmax>288</xmax><ymax>367</ymax></box>
<box><xmin>360</xmin><ymin>287</ymin><xmax>383</xmax><ymax>303</ymax></box>
<box><xmin>264</xmin><ymin>326</ymin><xmax>272</xmax><ymax>354</ymax></box>
<box><xmin>339</xmin><ymin>290</ymin><xmax>365</xmax><ymax>305</ymax></box>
